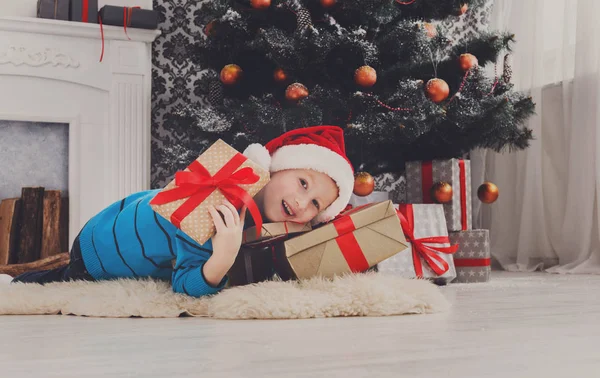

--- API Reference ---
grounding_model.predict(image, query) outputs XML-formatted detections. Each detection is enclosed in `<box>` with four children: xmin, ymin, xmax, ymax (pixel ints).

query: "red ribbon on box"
<box><xmin>396</xmin><ymin>204</ymin><xmax>458</xmax><ymax>277</ymax></box>
<box><xmin>332</xmin><ymin>213</ymin><xmax>371</xmax><ymax>273</ymax></box>
<box><xmin>150</xmin><ymin>152</ymin><xmax>263</xmax><ymax>239</ymax></box>
<box><xmin>454</xmin><ymin>258</ymin><xmax>491</xmax><ymax>267</ymax></box>
<box><xmin>82</xmin><ymin>0</ymin><xmax>89</xmax><ymax>22</ymax></box>
<box><xmin>420</xmin><ymin>160</ymin><xmax>469</xmax><ymax>230</ymax></box>
<box><xmin>98</xmin><ymin>6</ymin><xmax>142</xmax><ymax>62</ymax></box>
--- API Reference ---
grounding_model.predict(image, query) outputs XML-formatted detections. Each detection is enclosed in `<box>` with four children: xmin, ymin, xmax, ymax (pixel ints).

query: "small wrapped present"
<box><xmin>406</xmin><ymin>159</ymin><xmax>472</xmax><ymax>231</ymax></box>
<box><xmin>150</xmin><ymin>139</ymin><xmax>270</xmax><ymax>245</ymax></box>
<box><xmin>273</xmin><ymin>200</ymin><xmax>408</xmax><ymax>280</ymax></box>
<box><xmin>348</xmin><ymin>191</ymin><xmax>389</xmax><ymax>207</ymax></box>
<box><xmin>70</xmin><ymin>0</ymin><xmax>98</xmax><ymax>23</ymax></box>
<box><xmin>98</xmin><ymin>5</ymin><xmax>159</xmax><ymax>30</ymax></box>
<box><xmin>37</xmin><ymin>0</ymin><xmax>69</xmax><ymax>20</ymax></box>
<box><xmin>377</xmin><ymin>204</ymin><xmax>458</xmax><ymax>283</ymax></box>
<box><xmin>448</xmin><ymin>229</ymin><xmax>491</xmax><ymax>283</ymax></box>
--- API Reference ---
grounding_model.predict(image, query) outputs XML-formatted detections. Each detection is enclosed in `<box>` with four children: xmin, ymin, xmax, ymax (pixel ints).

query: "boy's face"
<box><xmin>258</xmin><ymin>169</ymin><xmax>339</xmax><ymax>224</ymax></box>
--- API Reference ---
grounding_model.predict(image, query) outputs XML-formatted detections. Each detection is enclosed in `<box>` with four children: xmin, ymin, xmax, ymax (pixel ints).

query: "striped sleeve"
<box><xmin>171</xmin><ymin>231</ymin><xmax>227</xmax><ymax>297</ymax></box>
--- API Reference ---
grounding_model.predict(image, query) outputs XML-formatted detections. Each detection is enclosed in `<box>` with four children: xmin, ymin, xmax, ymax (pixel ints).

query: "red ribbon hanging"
<box><xmin>458</xmin><ymin>159</ymin><xmax>468</xmax><ymax>230</ymax></box>
<box><xmin>332</xmin><ymin>215</ymin><xmax>371</xmax><ymax>273</ymax></box>
<box><xmin>421</xmin><ymin>161</ymin><xmax>433</xmax><ymax>203</ymax></box>
<box><xmin>396</xmin><ymin>204</ymin><xmax>458</xmax><ymax>277</ymax></box>
<box><xmin>454</xmin><ymin>258</ymin><xmax>491</xmax><ymax>268</ymax></box>
<box><xmin>98</xmin><ymin>6</ymin><xmax>142</xmax><ymax>62</ymax></box>
<box><xmin>150</xmin><ymin>153</ymin><xmax>263</xmax><ymax>239</ymax></box>
<box><xmin>123</xmin><ymin>6</ymin><xmax>141</xmax><ymax>40</ymax></box>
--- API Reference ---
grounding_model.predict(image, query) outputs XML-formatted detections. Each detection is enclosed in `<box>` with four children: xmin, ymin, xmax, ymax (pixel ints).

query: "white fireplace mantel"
<box><xmin>0</xmin><ymin>17</ymin><xmax>160</xmax><ymax>247</ymax></box>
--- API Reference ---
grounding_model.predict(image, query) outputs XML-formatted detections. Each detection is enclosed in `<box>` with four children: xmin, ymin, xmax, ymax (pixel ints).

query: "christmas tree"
<box><xmin>169</xmin><ymin>0</ymin><xmax>534</xmax><ymax>175</ymax></box>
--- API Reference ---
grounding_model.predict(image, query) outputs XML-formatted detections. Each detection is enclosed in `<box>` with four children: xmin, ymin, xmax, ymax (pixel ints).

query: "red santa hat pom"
<box><xmin>243</xmin><ymin>126</ymin><xmax>354</xmax><ymax>224</ymax></box>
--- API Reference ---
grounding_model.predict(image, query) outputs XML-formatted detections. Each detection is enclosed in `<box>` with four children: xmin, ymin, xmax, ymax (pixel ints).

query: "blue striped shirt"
<box><xmin>78</xmin><ymin>190</ymin><xmax>227</xmax><ymax>297</ymax></box>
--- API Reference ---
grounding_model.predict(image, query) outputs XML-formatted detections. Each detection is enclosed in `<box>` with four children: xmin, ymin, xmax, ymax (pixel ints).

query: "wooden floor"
<box><xmin>1</xmin><ymin>272</ymin><xmax>599</xmax><ymax>378</ymax></box>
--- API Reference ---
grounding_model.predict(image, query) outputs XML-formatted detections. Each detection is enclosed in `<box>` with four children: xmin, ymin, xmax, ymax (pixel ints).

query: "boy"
<box><xmin>6</xmin><ymin>126</ymin><xmax>355</xmax><ymax>297</ymax></box>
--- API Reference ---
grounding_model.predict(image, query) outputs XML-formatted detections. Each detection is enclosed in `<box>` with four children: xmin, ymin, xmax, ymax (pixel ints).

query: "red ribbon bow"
<box><xmin>396</xmin><ymin>204</ymin><xmax>458</xmax><ymax>277</ymax></box>
<box><xmin>150</xmin><ymin>153</ymin><xmax>263</xmax><ymax>240</ymax></box>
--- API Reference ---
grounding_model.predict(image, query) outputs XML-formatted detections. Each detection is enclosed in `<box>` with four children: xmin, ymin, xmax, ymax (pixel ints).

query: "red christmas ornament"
<box><xmin>478</xmin><ymin>182</ymin><xmax>499</xmax><ymax>204</ymax></box>
<box><xmin>220</xmin><ymin>64</ymin><xmax>243</xmax><ymax>86</ymax></box>
<box><xmin>426</xmin><ymin>78</ymin><xmax>450</xmax><ymax>103</ymax></box>
<box><xmin>251</xmin><ymin>0</ymin><xmax>271</xmax><ymax>10</ymax></box>
<box><xmin>320</xmin><ymin>0</ymin><xmax>337</xmax><ymax>8</ymax></box>
<box><xmin>273</xmin><ymin>68</ymin><xmax>288</xmax><ymax>84</ymax></box>
<box><xmin>459</xmin><ymin>53</ymin><xmax>479</xmax><ymax>71</ymax></box>
<box><xmin>204</xmin><ymin>20</ymin><xmax>216</xmax><ymax>36</ymax></box>
<box><xmin>424</xmin><ymin>23</ymin><xmax>437</xmax><ymax>38</ymax></box>
<box><xmin>354</xmin><ymin>65</ymin><xmax>377</xmax><ymax>88</ymax></box>
<box><xmin>431</xmin><ymin>182</ymin><xmax>453</xmax><ymax>204</ymax></box>
<box><xmin>459</xmin><ymin>3</ymin><xmax>468</xmax><ymax>15</ymax></box>
<box><xmin>353</xmin><ymin>172</ymin><xmax>375</xmax><ymax>197</ymax></box>
<box><xmin>285</xmin><ymin>83</ymin><xmax>309</xmax><ymax>102</ymax></box>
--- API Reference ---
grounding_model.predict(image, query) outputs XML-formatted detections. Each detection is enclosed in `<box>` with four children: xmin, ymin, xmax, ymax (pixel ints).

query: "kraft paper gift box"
<box><xmin>37</xmin><ymin>0</ymin><xmax>70</xmax><ymax>20</ymax></box>
<box><xmin>273</xmin><ymin>200</ymin><xmax>409</xmax><ymax>280</ymax></box>
<box><xmin>150</xmin><ymin>139</ymin><xmax>270</xmax><ymax>246</ymax></box>
<box><xmin>242</xmin><ymin>222</ymin><xmax>312</xmax><ymax>247</ymax></box>
<box><xmin>405</xmin><ymin>159</ymin><xmax>472</xmax><ymax>231</ymax></box>
<box><xmin>377</xmin><ymin>204</ymin><xmax>458</xmax><ymax>283</ymax></box>
<box><xmin>448</xmin><ymin>229</ymin><xmax>491</xmax><ymax>283</ymax></box>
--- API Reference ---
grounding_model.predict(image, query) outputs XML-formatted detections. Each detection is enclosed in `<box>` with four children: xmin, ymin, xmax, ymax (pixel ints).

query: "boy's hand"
<box><xmin>203</xmin><ymin>201</ymin><xmax>247</xmax><ymax>286</ymax></box>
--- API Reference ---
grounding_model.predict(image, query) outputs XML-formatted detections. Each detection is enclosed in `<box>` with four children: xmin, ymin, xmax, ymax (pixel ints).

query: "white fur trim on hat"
<box><xmin>269</xmin><ymin>144</ymin><xmax>354</xmax><ymax>224</ymax></box>
<box><xmin>243</xmin><ymin>143</ymin><xmax>272</xmax><ymax>170</ymax></box>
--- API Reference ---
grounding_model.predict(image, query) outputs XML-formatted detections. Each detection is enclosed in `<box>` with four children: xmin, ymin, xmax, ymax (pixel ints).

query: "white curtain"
<box><xmin>472</xmin><ymin>0</ymin><xmax>600</xmax><ymax>273</ymax></box>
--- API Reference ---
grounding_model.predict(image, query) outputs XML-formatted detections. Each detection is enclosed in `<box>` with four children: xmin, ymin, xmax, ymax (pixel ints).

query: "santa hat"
<box><xmin>243</xmin><ymin>126</ymin><xmax>354</xmax><ymax>224</ymax></box>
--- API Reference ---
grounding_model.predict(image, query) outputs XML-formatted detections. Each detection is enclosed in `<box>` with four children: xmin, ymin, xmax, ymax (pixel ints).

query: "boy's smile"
<box><xmin>255</xmin><ymin>169</ymin><xmax>339</xmax><ymax>224</ymax></box>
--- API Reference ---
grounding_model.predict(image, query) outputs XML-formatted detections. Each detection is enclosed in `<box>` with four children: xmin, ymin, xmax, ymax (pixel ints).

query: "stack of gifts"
<box><xmin>400</xmin><ymin>158</ymin><xmax>491</xmax><ymax>283</ymax></box>
<box><xmin>35</xmin><ymin>1</ymin><xmax>160</xmax><ymax>30</ymax></box>
<box><xmin>272</xmin><ymin>200</ymin><xmax>408</xmax><ymax>280</ymax></box>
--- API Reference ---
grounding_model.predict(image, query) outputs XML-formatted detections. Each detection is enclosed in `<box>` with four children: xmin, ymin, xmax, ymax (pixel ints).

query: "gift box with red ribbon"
<box><xmin>70</xmin><ymin>0</ymin><xmax>98</xmax><ymax>23</ymax></box>
<box><xmin>150</xmin><ymin>139</ymin><xmax>270</xmax><ymax>246</ymax></box>
<box><xmin>377</xmin><ymin>204</ymin><xmax>458</xmax><ymax>283</ymax></box>
<box><xmin>37</xmin><ymin>0</ymin><xmax>69</xmax><ymax>20</ymax></box>
<box><xmin>405</xmin><ymin>159</ymin><xmax>472</xmax><ymax>232</ymax></box>
<box><xmin>448</xmin><ymin>229</ymin><xmax>491</xmax><ymax>283</ymax></box>
<box><xmin>98</xmin><ymin>5</ymin><xmax>159</xmax><ymax>30</ymax></box>
<box><xmin>273</xmin><ymin>200</ymin><xmax>408</xmax><ymax>280</ymax></box>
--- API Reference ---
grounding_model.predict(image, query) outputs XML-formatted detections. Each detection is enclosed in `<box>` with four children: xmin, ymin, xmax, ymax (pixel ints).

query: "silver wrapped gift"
<box><xmin>448</xmin><ymin>229</ymin><xmax>491</xmax><ymax>283</ymax></box>
<box><xmin>405</xmin><ymin>159</ymin><xmax>472</xmax><ymax>231</ymax></box>
<box><xmin>377</xmin><ymin>204</ymin><xmax>457</xmax><ymax>283</ymax></box>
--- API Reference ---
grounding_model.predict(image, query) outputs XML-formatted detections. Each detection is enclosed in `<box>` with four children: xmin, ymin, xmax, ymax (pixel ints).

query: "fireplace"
<box><xmin>0</xmin><ymin>16</ymin><xmax>160</xmax><ymax>248</ymax></box>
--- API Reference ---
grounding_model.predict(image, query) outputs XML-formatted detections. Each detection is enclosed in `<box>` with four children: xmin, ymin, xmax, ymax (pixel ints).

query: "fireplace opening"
<box><xmin>0</xmin><ymin>120</ymin><xmax>69</xmax><ymax>265</ymax></box>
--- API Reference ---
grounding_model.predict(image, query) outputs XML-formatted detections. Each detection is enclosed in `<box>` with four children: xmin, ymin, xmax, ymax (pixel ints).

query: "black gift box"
<box><xmin>37</xmin><ymin>0</ymin><xmax>70</xmax><ymax>21</ymax></box>
<box><xmin>98</xmin><ymin>6</ymin><xmax>159</xmax><ymax>30</ymax></box>
<box><xmin>227</xmin><ymin>246</ymin><xmax>278</xmax><ymax>287</ymax></box>
<box><xmin>70</xmin><ymin>0</ymin><xmax>98</xmax><ymax>23</ymax></box>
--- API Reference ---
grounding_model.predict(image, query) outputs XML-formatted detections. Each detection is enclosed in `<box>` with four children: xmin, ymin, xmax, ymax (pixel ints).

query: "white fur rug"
<box><xmin>0</xmin><ymin>273</ymin><xmax>450</xmax><ymax>319</ymax></box>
